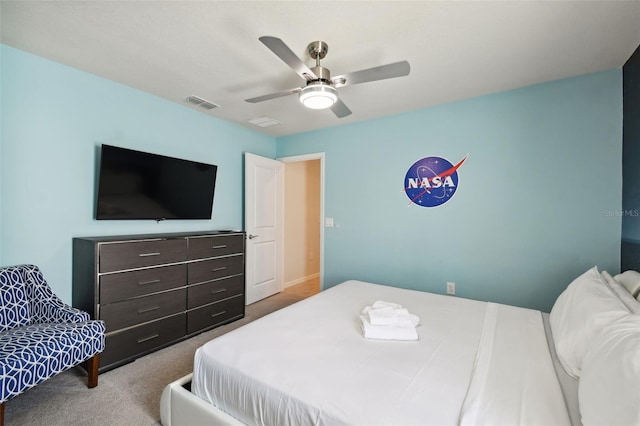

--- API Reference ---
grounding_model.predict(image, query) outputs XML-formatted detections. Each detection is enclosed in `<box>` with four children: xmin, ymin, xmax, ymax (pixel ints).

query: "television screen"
<box><xmin>96</xmin><ymin>144</ymin><xmax>217</xmax><ymax>220</ymax></box>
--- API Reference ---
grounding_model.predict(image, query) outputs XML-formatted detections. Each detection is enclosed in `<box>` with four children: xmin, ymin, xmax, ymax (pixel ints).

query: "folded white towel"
<box><xmin>362</xmin><ymin>300</ymin><xmax>420</xmax><ymax>327</ymax></box>
<box><xmin>360</xmin><ymin>315</ymin><xmax>418</xmax><ymax>341</ymax></box>
<box><xmin>371</xmin><ymin>300</ymin><xmax>403</xmax><ymax>310</ymax></box>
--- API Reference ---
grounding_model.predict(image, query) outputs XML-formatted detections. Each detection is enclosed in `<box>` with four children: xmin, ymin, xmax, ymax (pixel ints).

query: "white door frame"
<box><xmin>278</xmin><ymin>152</ymin><xmax>325</xmax><ymax>291</ymax></box>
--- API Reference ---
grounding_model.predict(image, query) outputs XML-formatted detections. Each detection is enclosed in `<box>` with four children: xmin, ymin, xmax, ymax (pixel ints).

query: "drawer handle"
<box><xmin>211</xmin><ymin>288</ymin><xmax>226</xmax><ymax>294</ymax></box>
<box><xmin>211</xmin><ymin>266</ymin><xmax>226</xmax><ymax>272</ymax></box>
<box><xmin>137</xmin><ymin>333</ymin><xmax>160</xmax><ymax>344</ymax></box>
<box><xmin>211</xmin><ymin>310</ymin><xmax>227</xmax><ymax>318</ymax></box>
<box><xmin>211</xmin><ymin>245</ymin><xmax>227</xmax><ymax>249</ymax></box>
<box><xmin>137</xmin><ymin>306</ymin><xmax>160</xmax><ymax>314</ymax></box>
<box><xmin>138</xmin><ymin>279</ymin><xmax>161</xmax><ymax>286</ymax></box>
<box><xmin>139</xmin><ymin>252</ymin><xmax>160</xmax><ymax>257</ymax></box>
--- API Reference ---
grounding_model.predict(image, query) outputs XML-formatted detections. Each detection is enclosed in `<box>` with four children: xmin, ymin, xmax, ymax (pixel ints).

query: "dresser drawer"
<box><xmin>100</xmin><ymin>288</ymin><xmax>186</xmax><ymax>332</ymax></box>
<box><xmin>101</xmin><ymin>313</ymin><xmax>186</xmax><ymax>368</ymax></box>
<box><xmin>187</xmin><ymin>294</ymin><xmax>244</xmax><ymax>334</ymax></box>
<box><xmin>187</xmin><ymin>275</ymin><xmax>244</xmax><ymax>309</ymax></box>
<box><xmin>99</xmin><ymin>238</ymin><xmax>187</xmax><ymax>273</ymax></box>
<box><xmin>100</xmin><ymin>264</ymin><xmax>186</xmax><ymax>304</ymax></box>
<box><xmin>188</xmin><ymin>234</ymin><xmax>244</xmax><ymax>260</ymax></box>
<box><xmin>188</xmin><ymin>255</ymin><xmax>244</xmax><ymax>284</ymax></box>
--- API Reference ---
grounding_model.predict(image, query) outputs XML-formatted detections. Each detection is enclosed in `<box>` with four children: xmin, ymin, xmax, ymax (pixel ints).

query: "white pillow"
<box><xmin>579</xmin><ymin>314</ymin><xmax>640</xmax><ymax>426</ymax></box>
<box><xmin>601</xmin><ymin>271</ymin><xmax>640</xmax><ymax>314</ymax></box>
<box><xmin>614</xmin><ymin>270</ymin><xmax>640</xmax><ymax>298</ymax></box>
<box><xmin>549</xmin><ymin>266</ymin><xmax>629</xmax><ymax>378</ymax></box>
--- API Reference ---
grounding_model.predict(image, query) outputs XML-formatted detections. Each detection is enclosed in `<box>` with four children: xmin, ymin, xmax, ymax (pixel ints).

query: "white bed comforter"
<box><xmin>192</xmin><ymin>280</ymin><xmax>570</xmax><ymax>426</ymax></box>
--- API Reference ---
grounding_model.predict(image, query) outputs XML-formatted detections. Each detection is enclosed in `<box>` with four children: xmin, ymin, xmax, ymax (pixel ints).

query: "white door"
<box><xmin>244</xmin><ymin>153</ymin><xmax>283</xmax><ymax>305</ymax></box>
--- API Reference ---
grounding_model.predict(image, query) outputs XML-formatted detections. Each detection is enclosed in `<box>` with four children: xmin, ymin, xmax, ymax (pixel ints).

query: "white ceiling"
<box><xmin>1</xmin><ymin>1</ymin><xmax>639</xmax><ymax>137</ymax></box>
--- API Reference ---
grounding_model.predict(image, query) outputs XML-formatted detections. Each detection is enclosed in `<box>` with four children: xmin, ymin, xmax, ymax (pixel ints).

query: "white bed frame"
<box><xmin>160</xmin><ymin>373</ymin><xmax>244</xmax><ymax>426</ymax></box>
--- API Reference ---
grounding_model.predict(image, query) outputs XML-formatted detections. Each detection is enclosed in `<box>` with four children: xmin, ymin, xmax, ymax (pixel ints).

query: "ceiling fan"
<box><xmin>245</xmin><ymin>36</ymin><xmax>411</xmax><ymax>118</ymax></box>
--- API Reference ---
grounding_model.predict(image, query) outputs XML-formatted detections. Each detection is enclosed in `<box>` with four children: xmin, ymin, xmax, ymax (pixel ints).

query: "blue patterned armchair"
<box><xmin>0</xmin><ymin>264</ymin><xmax>105</xmax><ymax>425</ymax></box>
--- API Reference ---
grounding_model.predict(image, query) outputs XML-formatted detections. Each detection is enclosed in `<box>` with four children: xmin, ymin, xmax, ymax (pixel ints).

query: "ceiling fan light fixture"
<box><xmin>299</xmin><ymin>83</ymin><xmax>337</xmax><ymax>109</ymax></box>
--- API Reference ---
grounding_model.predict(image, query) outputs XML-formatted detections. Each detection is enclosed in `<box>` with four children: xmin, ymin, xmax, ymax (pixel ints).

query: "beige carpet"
<box><xmin>4</xmin><ymin>281</ymin><xmax>318</xmax><ymax>426</ymax></box>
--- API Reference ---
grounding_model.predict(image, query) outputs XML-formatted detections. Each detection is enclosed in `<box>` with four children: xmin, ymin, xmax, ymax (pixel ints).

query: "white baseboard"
<box><xmin>284</xmin><ymin>272</ymin><xmax>319</xmax><ymax>289</ymax></box>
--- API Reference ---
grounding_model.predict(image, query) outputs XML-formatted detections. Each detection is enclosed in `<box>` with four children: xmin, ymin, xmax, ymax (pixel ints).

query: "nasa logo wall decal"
<box><xmin>404</xmin><ymin>155</ymin><xmax>468</xmax><ymax>207</ymax></box>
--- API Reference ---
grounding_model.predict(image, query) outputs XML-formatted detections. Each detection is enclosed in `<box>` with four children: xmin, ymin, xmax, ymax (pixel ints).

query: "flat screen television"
<box><xmin>96</xmin><ymin>144</ymin><xmax>218</xmax><ymax>220</ymax></box>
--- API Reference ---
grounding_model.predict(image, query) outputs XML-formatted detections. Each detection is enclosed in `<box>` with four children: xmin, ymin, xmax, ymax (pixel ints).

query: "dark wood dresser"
<box><xmin>72</xmin><ymin>231</ymin><xmax>245</xmax><ymax>372</ymax></box>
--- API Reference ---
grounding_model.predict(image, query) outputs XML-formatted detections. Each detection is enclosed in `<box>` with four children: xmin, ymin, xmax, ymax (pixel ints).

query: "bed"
<box><xmin>160</xmin><ymin>267</ymin><xmax>640</xmax><ymax>426</ymax></box>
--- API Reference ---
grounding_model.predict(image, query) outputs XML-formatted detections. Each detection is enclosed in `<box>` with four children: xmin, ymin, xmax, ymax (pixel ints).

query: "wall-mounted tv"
<box><xmin>96</xmin><ymin>144</ymin><xmax>218</xmax><ymax>220</ymax></box>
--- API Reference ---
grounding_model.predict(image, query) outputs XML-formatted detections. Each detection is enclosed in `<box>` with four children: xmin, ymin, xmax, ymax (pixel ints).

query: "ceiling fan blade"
<box><xmin>330</xmin><ymin>98</ymin><xmax>352</xmax><ymax>118</ymax></box>
<box><xmin>259</xmin><ymin>36</ymin><xmax>318</xmax><ymax>81</ymax></box>
<box><xmin>332</xmin><ymin>60</ymin><xmax>410</xmax><ymax>87</ymax></box>
<box><xmin>245</xmin><ymin>87</ymin><xmax>301</xmax><ymax>104</ymax></box>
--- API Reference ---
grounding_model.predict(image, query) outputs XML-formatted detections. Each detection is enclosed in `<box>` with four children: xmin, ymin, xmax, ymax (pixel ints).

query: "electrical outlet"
<box><xmin>446</xmin><ymin>282</ymin><xmax>456</xmax><ymax>295</ymax></box>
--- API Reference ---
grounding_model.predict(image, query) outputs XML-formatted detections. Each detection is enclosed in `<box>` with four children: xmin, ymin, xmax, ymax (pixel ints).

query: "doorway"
<box><xmin>280</xmin><ymin>153</ymin><xmax>324</xmax><ymax>295</ymax></box>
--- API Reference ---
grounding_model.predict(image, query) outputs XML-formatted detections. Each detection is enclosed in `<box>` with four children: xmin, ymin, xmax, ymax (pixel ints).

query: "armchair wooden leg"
<box><xmin>86</xmin><ymin>354</ymin><xmax>100</xmax><ymax>388</ymax></box>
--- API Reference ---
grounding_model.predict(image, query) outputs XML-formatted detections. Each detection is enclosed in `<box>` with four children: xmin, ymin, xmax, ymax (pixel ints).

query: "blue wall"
<box><xmin>0</xmin><ymin>45</ymin><xmax>624</xmax><ymax>312</ymax></box>
<box><xmin>0</xmin><ymin>45</ymin><xmax>4</xmax><ymax>263</ymax></box>
<box><xmin>0</xmin><ymin>46</ymin><xmax>276</xmax><ymax>302</ymax></box>
<box><xmin>278</xmin><ymin>70</ymin><xmax>623</xmax><ymax>312</ymax></box>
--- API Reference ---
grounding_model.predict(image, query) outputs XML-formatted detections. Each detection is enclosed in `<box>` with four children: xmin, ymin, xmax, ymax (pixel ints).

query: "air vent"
<box><xmin>248</xmin><ymin>116</ymin><xmax>283</xmax><ymax>128</ymax></box>
<box><xmin>185</xmin><ymin>95</ymin><xmax>220</xmax><ymax>110</ymax></box>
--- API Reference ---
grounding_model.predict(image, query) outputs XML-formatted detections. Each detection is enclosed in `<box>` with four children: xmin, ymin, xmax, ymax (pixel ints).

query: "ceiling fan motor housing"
<box><xmin>310</xmin><ymin>65</ymin><xmax>331</xmax><ymax>83</ymax></box>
